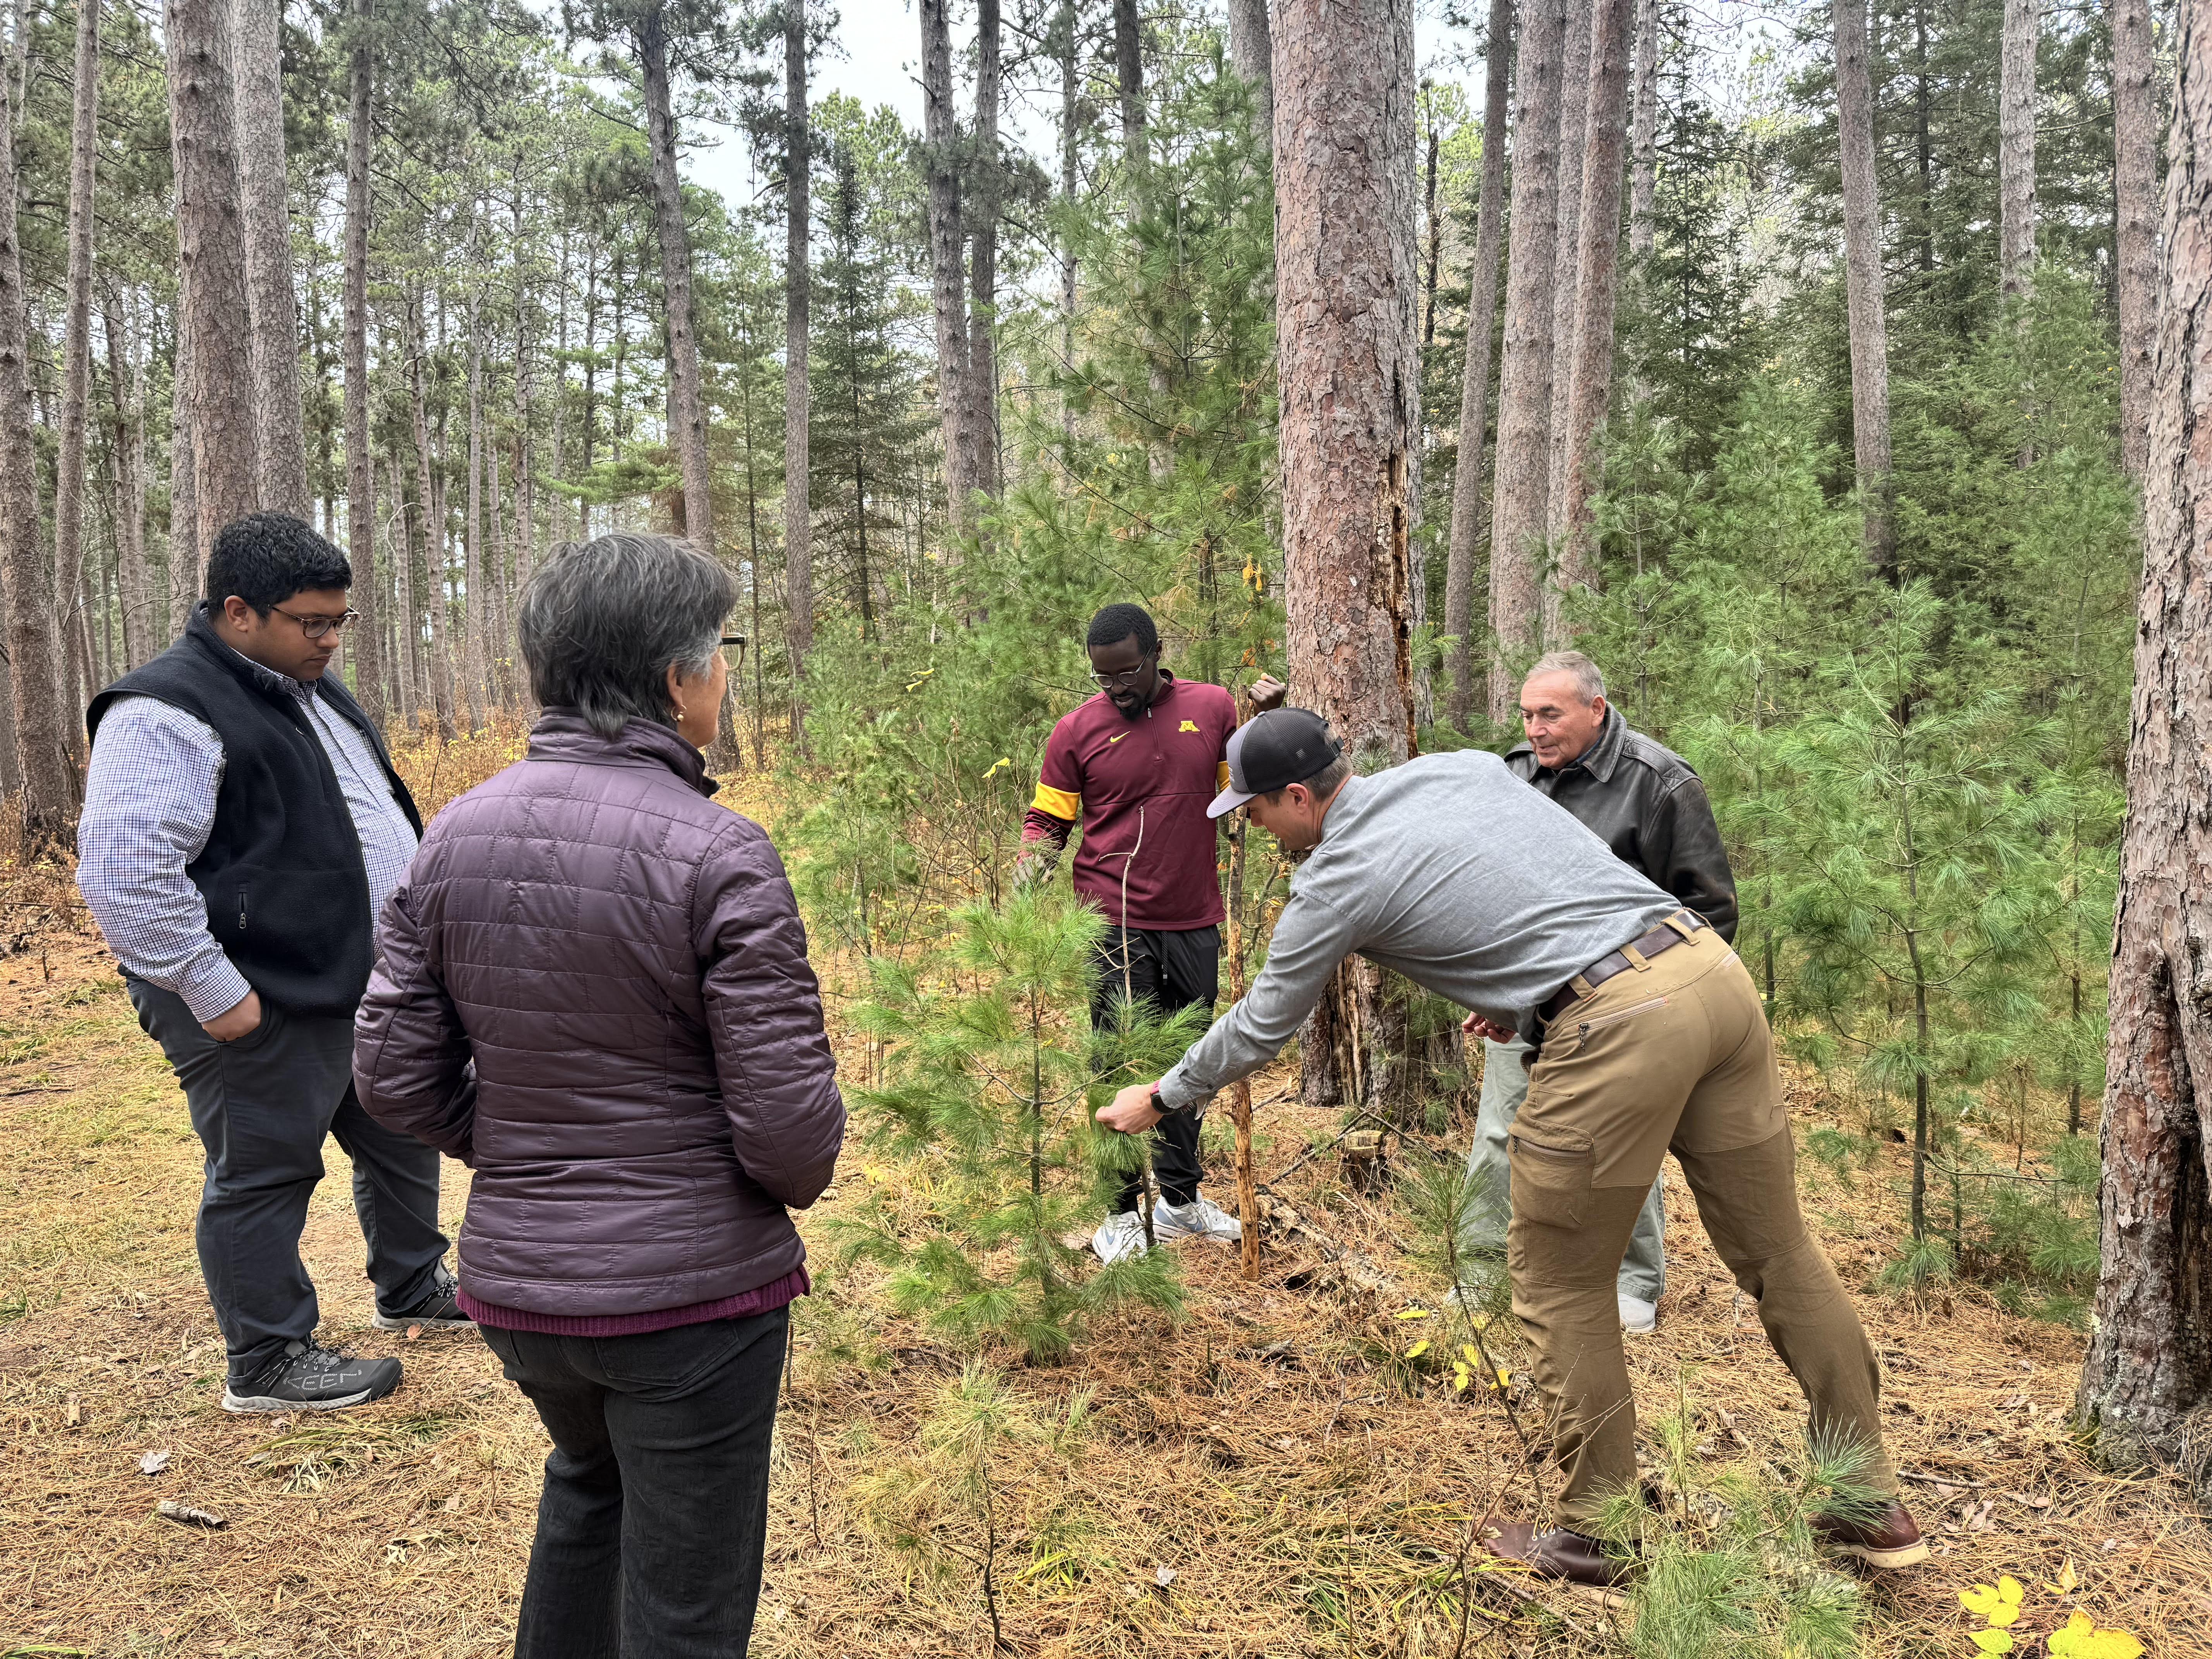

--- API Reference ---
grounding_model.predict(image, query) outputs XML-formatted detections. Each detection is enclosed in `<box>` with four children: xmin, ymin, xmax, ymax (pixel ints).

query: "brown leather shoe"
<box><xmin>1480</xmin><ymin>1518</ymin><xmax>1635</xmax><ymax>1606</ymax></box>
<box><xmin>1814</xmin><ymin>1499</ymin><xmax>1930</xmax><ymax>1568</ymax></box>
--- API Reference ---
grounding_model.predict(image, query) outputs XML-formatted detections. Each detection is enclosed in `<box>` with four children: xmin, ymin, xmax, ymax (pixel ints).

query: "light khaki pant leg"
<box><xmin>1508</xmin><ymin>928</ymin><xmax>1895</xmax><ymax>1529</ymax></box>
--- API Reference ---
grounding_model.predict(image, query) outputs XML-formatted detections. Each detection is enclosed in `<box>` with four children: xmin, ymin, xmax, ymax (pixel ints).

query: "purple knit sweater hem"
<box><xmin>459</xmin><ymin>1265</ymin><xmax>810</xmax><ymax>1337</ymax></box>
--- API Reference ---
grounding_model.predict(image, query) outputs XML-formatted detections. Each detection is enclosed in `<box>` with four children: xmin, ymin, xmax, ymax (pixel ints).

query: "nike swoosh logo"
<box><xmin>1109</xmin><ymin>733</ymin><xmax>1127</xmax><ymax>742</ymax></box>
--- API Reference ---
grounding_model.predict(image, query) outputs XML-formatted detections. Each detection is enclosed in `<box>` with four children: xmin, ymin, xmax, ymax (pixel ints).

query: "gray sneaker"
<box><xmin>1092</xmin><ymin>1210</ymin><xmax>1151</xmax><ymax>1264</ymax></box>
<box><xmin>1155</xmin><ymin>1194</ymin><xmax>1242</xmax><ymax>1245</ymax></box>
<box><xmin>373</xmin><ymin>1273</ymin><xmax>474</xmax><ymax>1332</ymax></box>
<box><xmin>222</xmin><ymin>1340</ymin><xmax>403</xmax><ymax>1413</ymax></box>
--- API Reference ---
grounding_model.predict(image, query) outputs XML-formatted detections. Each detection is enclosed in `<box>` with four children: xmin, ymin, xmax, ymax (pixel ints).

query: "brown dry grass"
<box><xmin>3</xmin><ymin>732</ymin><xmax>2208</xmax><ymax>1658</ymax></box>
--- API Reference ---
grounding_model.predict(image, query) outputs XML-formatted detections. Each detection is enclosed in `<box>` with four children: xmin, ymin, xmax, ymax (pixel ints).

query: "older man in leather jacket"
<box><xmin>1464</xmin><ymin>650</ymin><xmax>1739</xmax><ymax>1334</ymax></box>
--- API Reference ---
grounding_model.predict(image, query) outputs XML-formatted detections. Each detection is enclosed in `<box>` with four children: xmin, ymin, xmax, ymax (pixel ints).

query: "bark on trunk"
<box><xmin>168</xmin><ymin>307</ymin><xmax>198</xmax><ymax>631</ymax></box>
<box><xmin>1443</xmin><ymin>0</ymin><xmax>1511</xmax><ymax>731</ymax></box>
<box><xmin>1834</xmin><ymin>0</ymin><xmax>1894</xmax><ymax>574</ymax></box>
<box><xmin>2078</xmin><ymin>0</ymin><xmax>2212</xmax><ymax>1502</ymax></box>
<box><xmin>1486</xmin><ymin>0</ymin><xmax>1565</xmax><ymax>720</ymax></box>
<box><xmin>407</xmin><ymin>301</ymin><xmax>453</xmax><ymax>739</ymax></box>
<box><xmin>1551</xmin><ymin>0</ymin><xmax>1632</xmax><ymax>627</ymax></box>
<box><xmin>1543</xmin><ymin>0</ymin><xmax>1592</xmax><ymax>542</ymax></box>
<box><xmin>56</xmin><ymin>0</ymin><xmax>98</xmax><ymax>700</ymax></box>
<box><xmin>168</xmin><ymin>0</ymin><xmax>259</xmax><ymax>556</ymax></box>
<box><xmin>1228</xmin><ymin>0</ymin><xmax>1272</xmax><ymax>143</ymax></box>
<box><xmin>342</xmin><ymin>0</ymin><xmax>384</xmax><ymax>729</ymax></box>
<box><xmin>1275</xmin><ymin>0</ymin><xmax>1420</xmax><ymax>1111</ymax></box>
<box><xmin>1999</xmin><ymin>0</ymin><xmax>2037</xmax><ymax>306</ymax></box>
<box><xmin>462</xmin><ymin>291</ymin><xmax>486</xmax><ymax>733</ymax></box>
<box><xmin>920</xmin><ymin>0</ymin><xmax>974</xmax><ymax>533</ymax></box>
<box><xmin>233</xmin><ymin>0</ymin><xmax>309</xmax><ymax>517</ymax></box>
<box><xmin>1629</xmin><ymin>0</ymin><xmax>1658</xmax><ymax>262</ymax></box>
<box><xmin>639</xmin><ymin>2</ymin><xmax>714</xmax><ymax>560</ymax></box>
<box><xmin>967</xmin><ymin>0</ymin><xmax>1001</xmax><ymax>497</ymax></box>
<box><xmin>0</xmin><ymin>59</ymin><xmax>70</xmax><ymax>848</ymax></box>
<box><xmin>1114</xmin><ymin>0</ymin><xmax>1144</xmax><ymax>163</ymax></box>
<box><xmin>2114</xmin><ymin>0</ymin><xmax>2157</xmax><ymax>479</ymax></box>
<box><xmin>100</xmin><ymin>297</ymin><xmax>151</xmax><ymax>668</ymax></box>
<box><xmin>784</xmin><ymin>0</ymin><xmax>812</xmax><ymax>729</ymax></box>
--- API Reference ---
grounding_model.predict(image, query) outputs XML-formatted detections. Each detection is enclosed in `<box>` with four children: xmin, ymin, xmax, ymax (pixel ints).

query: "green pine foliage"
<box><xmin>836</xmin><ymin>890</ymin><xmax>1197</xmax><ymax>1362</ymax></box>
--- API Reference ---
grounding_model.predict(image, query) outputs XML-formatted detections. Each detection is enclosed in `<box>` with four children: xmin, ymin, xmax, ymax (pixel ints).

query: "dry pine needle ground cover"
<box><xmin>2</xmin><ymin>738</ymin><xmax>2208</xmax><ymax>1657</ymax></box>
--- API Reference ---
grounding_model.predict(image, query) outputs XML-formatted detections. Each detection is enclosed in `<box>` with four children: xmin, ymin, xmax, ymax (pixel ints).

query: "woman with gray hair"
<box><xmin>354</xmin><ymin>533</ymin><xmax>846</xmax><ymax>1657</ymax></box>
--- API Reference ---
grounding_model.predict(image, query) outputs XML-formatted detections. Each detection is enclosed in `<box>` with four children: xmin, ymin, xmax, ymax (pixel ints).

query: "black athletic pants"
<box><xmin>1089</xmin><ymin>924</ymin><xmax>1219</xmax><ymax>1212</ymax></box>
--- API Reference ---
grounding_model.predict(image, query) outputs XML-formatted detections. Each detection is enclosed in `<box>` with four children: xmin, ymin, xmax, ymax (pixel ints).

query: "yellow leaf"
<box><xmin>1969</xmin><ymin>1632</ymin><xmax>2014</xmax><ymax>1656</ymax></box>
<box><xmin>1405</xmin><ymin>1340</ymin><xmax>1431</xmax><ymax>1359</ymax></box>
<box><xmin>1987</xmin><ymin>1604</ymin><xmax>2023</xmax><ymax>1629</ymax></box>
<box><xmin>1395</xmin><ymin>1307</ymin><xmax>1431</xmax><ymax>1320</ymax></box>
<box><xmin>1462</xmin><ymin>1345</ymin><xmax>1480</xmax><ymax>1363</ymax></box>
<box><xmin>1453</xmin><ymin>1371</ymin><xmax>1470</xmax><ymax>1392</ymax></box>
<box><xmin>2057</xmin><ymin>1560</ymin><xmax>2079</xmax><ymax>1594</ymax></box>
<box><xmin>1960</xmin><ymin>1580</ymin><xmax>2025</xmax><ymax>1619</ymax></box>
<box><xmin>2048</xmin><ymin>1611</ymin><xmax>2144</xmax><ymax>1659</ymax></box>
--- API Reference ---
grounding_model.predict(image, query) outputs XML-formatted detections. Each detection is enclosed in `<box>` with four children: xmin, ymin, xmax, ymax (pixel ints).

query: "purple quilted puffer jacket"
<box><xmin>353</xmin><ymin>711</ymin><xmax>845</xmax><ymax>1317</ymax></box>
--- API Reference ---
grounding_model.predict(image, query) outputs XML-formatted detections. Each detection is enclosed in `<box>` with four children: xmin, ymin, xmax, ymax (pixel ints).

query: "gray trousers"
<box><xmin>1464</xmin><ymin>1036</ymin><xmax>1666</xmax><ymax>1303</ymax></box>
<box><xmin>126</xmin><ymin>976</ymin><xmax>452</xmax><ymax>1381</ymax></box>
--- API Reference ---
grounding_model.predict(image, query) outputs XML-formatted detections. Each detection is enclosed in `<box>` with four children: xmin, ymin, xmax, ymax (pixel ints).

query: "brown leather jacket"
<box><xmin>1505</xmin><ymin>707</ymin><xmax>1739</xmax><ymax>942</ymax></box>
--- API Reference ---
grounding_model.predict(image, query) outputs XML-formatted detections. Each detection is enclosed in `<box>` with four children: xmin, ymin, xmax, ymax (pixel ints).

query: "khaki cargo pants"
<box><xmin>1508</xmin><ymin>917</ymin><xmax>1896</xmax><ymax>1529</ymax></box>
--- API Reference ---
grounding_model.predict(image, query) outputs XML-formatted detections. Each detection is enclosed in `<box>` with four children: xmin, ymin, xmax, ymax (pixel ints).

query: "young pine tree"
<box><xmin>842</xmin><ymin>890</ymin><xmax>1196</xmax><ymax>1360</ymax></box>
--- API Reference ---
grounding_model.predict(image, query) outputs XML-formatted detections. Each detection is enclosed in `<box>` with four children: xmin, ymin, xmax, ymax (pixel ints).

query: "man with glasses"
<box><xmin>1017</xmin><ymin>602</ymin><xmax>1283</xmax><ymax>1262</ymax></box>
<box><xmin>79</xmin><ymin>513</ymin><xmax>463</xmax><ymax>1413</ymax></box>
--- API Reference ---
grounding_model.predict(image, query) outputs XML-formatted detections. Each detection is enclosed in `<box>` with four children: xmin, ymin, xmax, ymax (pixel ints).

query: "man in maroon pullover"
<box><xmin>1019</xmin><ymin>603</ymin><xmax>1282</xmax><ymax>1261</ymax></box>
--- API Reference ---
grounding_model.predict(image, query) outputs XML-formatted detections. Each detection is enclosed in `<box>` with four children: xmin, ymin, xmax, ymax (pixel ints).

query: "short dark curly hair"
<box><xmin>1086</xmin><ymin>602</ymin><xmax>1159</xmax><ymax>655</ymax></box>
<box><xmin>206</xmin><ymin>513</ymin><xmax>352</xmax><ymax>615</ymax></box>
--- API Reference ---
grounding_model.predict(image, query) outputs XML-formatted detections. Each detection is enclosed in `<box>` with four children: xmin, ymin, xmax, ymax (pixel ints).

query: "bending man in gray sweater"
<box><xmin>1099</xmin><ymin>709</ymin><xmax>1925</xmax><ymax>1598</ymax></box>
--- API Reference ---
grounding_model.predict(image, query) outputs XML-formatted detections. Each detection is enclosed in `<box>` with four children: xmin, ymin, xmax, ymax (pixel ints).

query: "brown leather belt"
<box><xmin>1538</xmin><ymin>911</ymin><xmax>1708</xmax><ymax>1026</ymax></box>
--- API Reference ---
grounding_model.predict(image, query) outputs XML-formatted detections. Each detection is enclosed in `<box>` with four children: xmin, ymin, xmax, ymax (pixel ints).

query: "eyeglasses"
<box><xmin>1089</xmin><ymin>651</ymin><xmax>1156</xmax><ymax>690</ymax></box>
<box><xmin>270</xmin><ymin>604</ymin><xmax>359</xmax><ymax>639</ymax></box>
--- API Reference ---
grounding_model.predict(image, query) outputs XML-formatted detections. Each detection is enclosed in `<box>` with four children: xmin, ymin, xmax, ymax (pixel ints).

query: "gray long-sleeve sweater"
<box><xmin>1156</xmin><ymin>749</ymin><xmax>1681</xmax><ymax>1110</ymax></box>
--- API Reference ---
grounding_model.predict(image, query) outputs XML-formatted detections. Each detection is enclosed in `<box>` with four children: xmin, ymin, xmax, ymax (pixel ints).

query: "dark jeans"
<box><xmin>480</xmin><ymin>1308</ymin><xmax>790</xmax><ymax>1659</ymax></box>
<box><xmin>125</xmin><ymin>975</ymin><xmax>450</xmax><ymax>1381</ymax></box>
<box><xmin>1090</xmin><ymin>924</ymin><xmax>1219</xmax><ymax>1211</ymax></box>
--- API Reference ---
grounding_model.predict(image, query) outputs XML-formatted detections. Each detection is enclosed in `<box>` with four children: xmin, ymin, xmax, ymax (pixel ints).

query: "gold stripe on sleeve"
<box><xmin>1215</xmin><ymin>762</ymin><xmax>1231</xmax><ymax>790</ymax></box>
<box><xmin>1032</xmin><ymin>783</ymin><xmax>1081</xmax><ymax>820</ymax></box>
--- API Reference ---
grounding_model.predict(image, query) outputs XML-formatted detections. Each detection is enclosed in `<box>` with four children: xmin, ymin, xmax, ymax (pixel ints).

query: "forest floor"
<box><xmin>3</xmin><ymin>742</ymin><xmax>2210</xmax><ymax>1658</ymax></box>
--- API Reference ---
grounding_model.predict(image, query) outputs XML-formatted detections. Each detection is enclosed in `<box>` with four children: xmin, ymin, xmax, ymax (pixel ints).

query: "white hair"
<box><xmin>1525</xmin><ymin>649</ymin><xmax>1606</xmax><ymax>705</ymax></box>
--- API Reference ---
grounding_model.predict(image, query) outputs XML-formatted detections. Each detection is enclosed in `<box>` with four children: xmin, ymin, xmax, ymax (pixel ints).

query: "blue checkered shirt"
<box><xmin>77</xmin><ymin>650</ymin><xmax>419</xmax><ymax>1023</ymax></box>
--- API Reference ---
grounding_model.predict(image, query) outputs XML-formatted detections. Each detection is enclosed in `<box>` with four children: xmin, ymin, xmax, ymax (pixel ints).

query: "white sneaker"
<box><xmin>1154</xmin><ymin>1194</ymin><xmax>1242</xmax><ymax>1245</ymax></box>
<box><xmin>1092</xmin><ymin>1210</ymin><xmax>1151</xmax><ymax>1264</ymax></box>
<box><xmin>1619</xmin><ymin>1293</ymin><xmax>1658</xmax><ymax>1334</ymax></box>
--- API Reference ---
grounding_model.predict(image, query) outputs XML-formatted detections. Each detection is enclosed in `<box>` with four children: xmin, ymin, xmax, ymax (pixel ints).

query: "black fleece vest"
<box><xmin>86</xmin><ymin>608</ymin><xmax>423</xmax><ymax>1016</ymax></box>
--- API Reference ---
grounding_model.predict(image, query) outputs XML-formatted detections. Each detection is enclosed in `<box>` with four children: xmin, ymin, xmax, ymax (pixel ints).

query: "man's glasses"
<box><xmin>271</xmin><ymin>604</ymin><xmax>359</xmax><ymax>640</ymax></box>
<box><xmin>1089</xmin><ymin>651</ymin><xmax>1156</xmax><ymax>690</ymax></box>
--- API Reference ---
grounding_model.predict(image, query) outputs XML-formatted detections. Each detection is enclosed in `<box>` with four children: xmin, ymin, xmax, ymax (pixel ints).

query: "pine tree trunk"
<box><xmin>462</xmin><ymin>294</ymin><xmax>486</xmax><ymax>733</ymax></box>
<box><xmin>1228</xmin><ymin>0</ymin><xmax>1272</xmax><ymax>143</ymax></box>
<box><xmin>167</xmin><ymin>311</ymin><xmax>198</xmax><ymax>632</ymax></box>
<box><xmin>1552</xmin><ymin>0</ymin><xmax>1632</xmax><ymax>622</ymax></box>
<box><xmin>342</xmin><ymin>0</ymin><xmax>385</xmax><ymax>728</ymax></box>
<box><xmin>1543</xmin><ymin>0</ymin><xmax>1592</xmax><ymax>544</ymax></box>
<box><xmin>1833</xmin><ymin>0</ymin><xmax>1894</xmax><ymax>574</ymax></box>
<box><xmin>100</xmin><ymin>297</ymin><xmax>151</xmax><ymax>669</ymax></box>
<box><xmin>168</xmin><ymin>0</ymin><xmax>260</xmax><ymax>554</ymax></box>
<box><xmin>55</xmin><ymin>0</ymin><xmax>98</xmax><ymax>707</ymax></box>
<box><xmin>967</xmin><ymin>0</ymin><xmax>1001</xmax><ymax>498</ymax></box>
<box><xmin>407</xmin><ymin>302</ymin><xmax>452</xmax><ymax>740</ymax></box>
<box><xmin>638</xmin><ymin>2</ymin><xmax>714</xmax><ymax>560</ymax></box>
<box><xmin>2000</xmin><ymin>0</ymin><xmax>2037</xmax><ymax>306</ymax></box>
<box><xmin>2113</xmin><ymin>0</ymin><xmax>2157</xmax><ymax>479</ymax></box>
<box><xmin>2079</xmin><ymin>0</ymin><xmax>2212</xmax><ymax>1500</ymax></box>
<box><xmin>1443</xmin><ymin>0</ymin><xmax>1511</xmax><ymax>733</ymax></box>
<box><xmin>784</xmin><ymin>0</ymin><xmax>812</xmax><ymax>732</ymax></box>
<box><xmin>920</xmin><ymin>0</ymin><xmax>974</xmax><ymax>534</ymax></box>
<box><xmin>1276</xmin><ymin>0</ymin><xmax>1420</xmax><ymax>1112</ymax></box>
<box><xmin>1114</xmin><ymin>0</ymin><xmax>1144</xmax><ymax>163</ymax></box>
<box><xmin>1058</xmin><ymin>0</ymin><xmax>1079</xmax><ymax>441</ymax></box>
<box><xmin>233</xmin><ymin>0</ymin><xmax>309</xmax><ymax>517</ymax></box>
<box><xmin>390</xmin><ymin>454</ymin><xmax>421</xmax><ymax>725</ymax></box>
<box><xmin>1629</xmin><ymin>0</ymin><xmax>1658</xmax><ymax>261</ymax></box>
<box><xmin>1486</xmin><ymin>0</ymin><xmax>1565</xmax><ymax>721</ymax></box>
<box><xmin>0</xmin><ymin>55</ymin><xmax>71</xmax><ymax>847</ymax></box>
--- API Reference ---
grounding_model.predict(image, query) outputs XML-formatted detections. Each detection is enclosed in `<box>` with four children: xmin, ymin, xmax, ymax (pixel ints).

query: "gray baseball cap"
<box><xmin>1208</xmin><ymin>708</ymin><xmax>1342</xmax><ymax>817</ymax></box>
